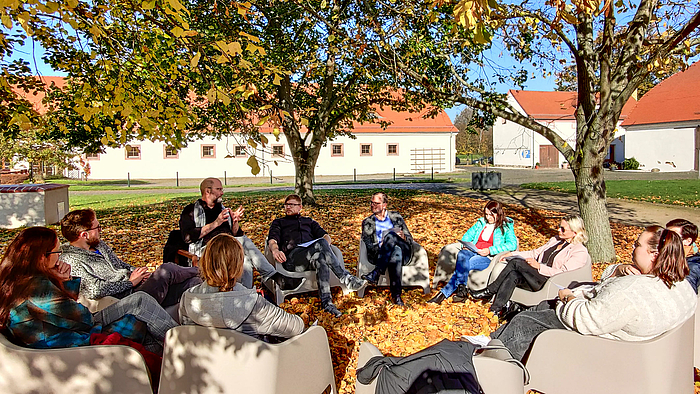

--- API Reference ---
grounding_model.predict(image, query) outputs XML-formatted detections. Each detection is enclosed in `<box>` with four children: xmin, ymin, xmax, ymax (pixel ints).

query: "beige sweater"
<box><xmin>557</xmin><ymin>275</ymin><xmax>696</xmax><ymax>341</ymax></box>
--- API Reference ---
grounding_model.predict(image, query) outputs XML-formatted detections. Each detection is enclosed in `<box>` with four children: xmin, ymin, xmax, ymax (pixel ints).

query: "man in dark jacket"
<box><xmin>361</xmin><ymin>192</ymin><xmax>414</xmax><ymax>306</ymax></box>
<box><xmin>180</xmin><ymin>177</ymin><xmax>301</xmax><ymax>290</ymax></box>
<box><xmin>267</xmin><ymin>194</ymin><xmax>366</xmax><ymax>317</ymax></box>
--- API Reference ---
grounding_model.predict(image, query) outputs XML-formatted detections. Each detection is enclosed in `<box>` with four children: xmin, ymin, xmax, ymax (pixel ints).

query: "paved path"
<box><xmin>69</xmin><ymin>167</ymin><xmax>700</xmax><ymax>227</ymax></box>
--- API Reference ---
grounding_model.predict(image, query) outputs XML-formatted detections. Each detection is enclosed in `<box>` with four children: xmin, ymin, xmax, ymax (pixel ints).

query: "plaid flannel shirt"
<box><xmin>7</xmin><ymin>276</ymin><xmax>146</xmax><ymax>348</ymax></box>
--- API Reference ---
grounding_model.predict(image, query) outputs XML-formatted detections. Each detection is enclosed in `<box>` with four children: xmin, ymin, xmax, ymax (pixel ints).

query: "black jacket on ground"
<box><xmin>356</xmin><ymin>339</ymin><xmax>483</xmax><ymax>394</ymax></box>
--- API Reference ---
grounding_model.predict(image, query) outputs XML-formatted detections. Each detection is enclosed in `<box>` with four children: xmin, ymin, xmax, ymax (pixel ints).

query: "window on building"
<box><xmin>86</xmin><ymin>152</ymin><xmax>99</xmax><ymax>160</ymax></box>
<box><xmin>125</xmin><ymin>145</ymin><xmax>141</xmax><ymax>160</ymax></box>
<box><xmin>164</xmin><ymin>146</ymin><xmax>179</xmax><ymax>159</ymax></box>
<box><xmin>235</xmin><ymin>145</ymin><xmax>247</xmax><ymax>157</ymax></box>
<box><xmin>202</xmin><ymin>145</ymin><xmax>216</xmax><ymax>158</ymax></box>
<box><xmin>331</xmin><ymin>143</ymin><xmax>344</xmax><ymax>157</ymax></box>
<box><xmin>360</xmin><ymin>143</ymin><xmax>372</xmax><ymax>156</ymax></box>
<box><xmin>272</xmin><ymin>145</ymin><xmax>284</xmax><ymax>157</ymax></box>
<box><xmin>387</xmin><ymin>144</ymin><xmax>399</xmax><ymax>156</ymax></box>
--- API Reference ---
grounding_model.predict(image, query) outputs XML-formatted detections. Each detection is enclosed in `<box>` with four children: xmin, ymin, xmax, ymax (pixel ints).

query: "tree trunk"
<box><xmin>294</xmin><ymin>154</ymin><xmax>317</xmax><ymax>205</ymax></box>
<box><xmin>573</xmin><ymin>159</ymin><xmax>617</xmax><ymax>263</ymax></box>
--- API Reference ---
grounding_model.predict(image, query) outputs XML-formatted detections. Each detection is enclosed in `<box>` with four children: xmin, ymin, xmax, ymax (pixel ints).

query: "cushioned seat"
<box><xmin>263</xmin><ymin>243</ymin><xmax>348</xmax><ymax>305</ymax></box>
<box><xmin>356</xmin><ymin>240</ymin><xmax>430</xmax><ymax>297</ymax></box>
<box><xmin>523</xmin><ymin>314</ymin><xmax>694</xmax><ymax>394</ymax></box>
<box><xmin>0</xmin><ymin>330</ymin><xmax>153</xmax><ymax>394</ymax></box>
<box><xmin>160</xmin><ymin>325</ymin><xmax>337</xmax><ymax>394</ymax></box>
<box><xmin>485</xmin><ymin>253</ymin><xmax>593</xmax><ymax>307</ymax></box>
<box><xmin>435</xmin><ymin>241</ymin><xmax>519</xmax><ymax>291</ymax></box>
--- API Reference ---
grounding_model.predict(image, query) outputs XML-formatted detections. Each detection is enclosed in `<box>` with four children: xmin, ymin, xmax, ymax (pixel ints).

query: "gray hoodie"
<box><xmin>179</xmin><ymin>282</ymin><xmax>304</xmax><ymax>339</ymax></box>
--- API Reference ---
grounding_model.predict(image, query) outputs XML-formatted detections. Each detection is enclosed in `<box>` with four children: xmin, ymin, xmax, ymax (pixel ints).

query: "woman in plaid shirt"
<box><xmin>0</xmin><ymin>227</ymin><xmax>177</xmax><ymax>354</ymax></box>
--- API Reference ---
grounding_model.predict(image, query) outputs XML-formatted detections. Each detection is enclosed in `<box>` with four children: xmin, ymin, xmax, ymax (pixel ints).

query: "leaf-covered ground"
<box><xmin>0</xmin><ymin>189</ymin><xmax>670</xmax><ymax>392</ymax></box>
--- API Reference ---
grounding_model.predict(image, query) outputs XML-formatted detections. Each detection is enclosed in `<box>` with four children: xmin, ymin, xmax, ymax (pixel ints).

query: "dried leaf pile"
<box><xmin>0</xmin><ymin>189</ymin><xmax>655</xmax><ymax>393</ymax></box>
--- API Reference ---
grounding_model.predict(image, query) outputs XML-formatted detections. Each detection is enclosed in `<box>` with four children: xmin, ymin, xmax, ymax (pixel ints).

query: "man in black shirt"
<box><xmin>267</xmin><ymin>194</ymin><xmax>366</xmax><ymax>317</ymax></box>
<box><xmin>180</xmin><ymin>178</ymin><xmax>301</xmax><ymax>290</ymax></box>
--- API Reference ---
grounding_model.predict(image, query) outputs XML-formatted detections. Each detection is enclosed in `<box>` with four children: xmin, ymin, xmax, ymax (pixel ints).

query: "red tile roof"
<box><xmin>11</xmin><ymin>76</ymin><xmax>67</xmax><ymax>115</ymax></box>
<box><xmin>509</xmin><ymin>90</ymin><xmax>636</xmax><ymax>121</ymax></box>
<box><xmin>622</xmin><ymin>61</ymin><xmax>700</xmax><ymax>127</ymax></box>
<box><xmin>17</xmin><ymin>77</ymin><xmax>456</xmax><ymax>133</ymax></box>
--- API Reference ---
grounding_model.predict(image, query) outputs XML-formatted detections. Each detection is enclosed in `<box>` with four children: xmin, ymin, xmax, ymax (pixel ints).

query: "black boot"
<box><xmin>469</xmin><ymin>287</ymin><xmax>494</xmax><ymax>300</ymax></box>
<box><xmin>427</xmin><ymin>292</ymin><xmax>446</xmax><ymax>304</ymax></box>
<box><xmin>361</xmin><ymin>268</ymin><xmax>381</xmax><ymax>286</ymax></box>
<box><xmin>452</xmin><ymin>284</ymin><xmax>469</xmax><ymax>303</ymax></box>
<box><xmin>271</xmin><ymin>272</ymin><xmax>303</xmax><ymax>291</ymax></box>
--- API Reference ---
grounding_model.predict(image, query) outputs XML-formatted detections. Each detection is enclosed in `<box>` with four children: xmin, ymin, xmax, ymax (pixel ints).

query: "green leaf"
<box><xmin>246</xmin><ymin>156</ymin><xmax>261</xmax><ymax>175</ymax></box>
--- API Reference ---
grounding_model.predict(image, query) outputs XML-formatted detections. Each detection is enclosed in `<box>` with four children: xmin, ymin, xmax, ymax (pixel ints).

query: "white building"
<box><xmin>82</xmin><ymin>106</ymin><xmax>458</xmax><ymax>179</ymax></box>
<box><xmin>492</xmin><ymin>90</ymin><xmax>635</xmax><ymax>168</ymax></box>
<box><xmin>621</xmin><ymin>61</ymin><xmax>700</xmax><ymax>172</ymax></box>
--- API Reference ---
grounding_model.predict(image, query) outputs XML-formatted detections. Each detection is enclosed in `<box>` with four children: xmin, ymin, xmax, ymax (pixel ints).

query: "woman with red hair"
<box><xmin>0</xmin><ymin>227</ymin><xmax>177</xmax><ymax>354</ymax></box>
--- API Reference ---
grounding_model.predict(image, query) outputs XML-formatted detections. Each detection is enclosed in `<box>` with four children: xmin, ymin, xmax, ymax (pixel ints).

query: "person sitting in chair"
<box><xmin>360</xmin><ymin>192</ymin><xmax>415</xmax><ymax>306</ymax></box>
<box><xmin>470</xmin><ymin>214</ymin><xmax>588</xmax><ymax>319</ymax></box>
<box><xmin>267</xmin><ymin>194</ymin><xmax>366</xmax><ymax>317</ymax></box>
<box><xmin>180</xmin><ymin>233</ymin><xmax>305</xmax><ymax>340</ymax></box>
<box><xmin>60</xmin><ymin>209</ymin><xmax>201</xmax><ymax>308</ymax></box>
<box><xmin>491</xmin><ymin>226</ymin><xmax>696</xmax><ymax>361</ymax></box>
<box><xmin>179</xmin><ymin>177</ymin><xmax>301</xmax><ymax>291</ymax></box>
<box><xmin>429</xmin><ymin>200</ymin><xmax>517</xmax><ymax>304</ymax></box>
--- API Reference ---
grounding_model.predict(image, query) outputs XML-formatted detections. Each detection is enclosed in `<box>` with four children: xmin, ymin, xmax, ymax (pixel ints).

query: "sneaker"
<box><xmin>392</xmin><ymin>294</ymin><xmax>405</xmax><ymax>306</ymax></box>
<box><xmin>322</xmin><ymin>302</ymin><xmax>342</xmax><ymax>317</ymax></box>
<box><xmin>343</xmin><ymin>275</ymin><xmax>368</xmax><ymax>292</ymax></box>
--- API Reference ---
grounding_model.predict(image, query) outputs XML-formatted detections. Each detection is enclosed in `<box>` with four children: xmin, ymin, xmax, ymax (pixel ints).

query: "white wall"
<box><xmin>492</xmin><ymin>95</ymin><xmax>577</xmax><ymax>168</ymax></box>
<box><xmin>625</xmin><ymin>123</ymin><xmax>696</xmax><ymax>171</ymax></box>
<box><xmin>85</xmin><ymin>132</ymin><xmax>455</xmax><ymax>179</ymax></box>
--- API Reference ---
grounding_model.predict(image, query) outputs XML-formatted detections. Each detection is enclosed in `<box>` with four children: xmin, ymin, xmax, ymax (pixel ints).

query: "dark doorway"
<box><xmin>539</xmin><ymin>145</ymin><xmax>559</xmax><ymax>168</ymax></box>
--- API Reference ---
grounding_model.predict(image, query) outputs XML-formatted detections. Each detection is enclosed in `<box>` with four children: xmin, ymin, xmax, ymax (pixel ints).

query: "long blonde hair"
<box><xmin>199</xmin><ymin>234</ymin><xmax>244</xmax><ymax>291</ymax></box>
<box><xmin>563</xmin><ymin>214</ymin><xmax>588</xmax><ymax>244</ymax></box>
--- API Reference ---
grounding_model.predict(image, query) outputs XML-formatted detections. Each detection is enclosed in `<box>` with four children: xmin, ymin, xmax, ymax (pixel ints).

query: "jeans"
<box><xmin>286</xmin><ymin>239</ymin><xmax>348</xmax><ymax>304</ymax></box>
<box><xmin>94</xmin><ymin>291</ymin><xmax>179</xmax><ymax>354</ymax></box>
<box><xmin>371</xmin><ymin>232</ymin><xmax>411</xmax><ymax>297</ymax></box>
<box><xmin>491</xmin><ymin>300</ymin><xmax>565</xmax><ymax>361</ymax></box>
<box><xmin>236</xmin><ymin>235</ymin><xmax>277</xmax><ymax>289</ymax></box>
<box><xmin>440</xmin><ymin>249</ymin><xmax>491</xmax><ymax>297</ymax></box>
<box><xmin>486</xmin><ymin>257</ymin><xmax>548</xmax><ymax>312</ymax></box>
<box><xmin>134</xmin><ymin>263</ymin><xmax>201</xmax><ymax>307</ymax></box>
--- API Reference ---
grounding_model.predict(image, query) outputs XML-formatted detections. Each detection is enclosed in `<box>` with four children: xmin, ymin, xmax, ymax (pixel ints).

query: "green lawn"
<box><xmin>70</xmin><ymin>192</ymin><xmax>201</xmax><ymax>210</ymax></box>
<box><xmin>521</xmin><ymin>179</ymin><xmax>700</xmax><ymax>207</ymax></box>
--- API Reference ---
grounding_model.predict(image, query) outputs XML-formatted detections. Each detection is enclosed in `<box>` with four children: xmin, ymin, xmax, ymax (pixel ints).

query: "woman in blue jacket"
<box><xmin>428</xmin><ymin>201</ymin><xmax>517</xmax><ymax>304</ymax></box>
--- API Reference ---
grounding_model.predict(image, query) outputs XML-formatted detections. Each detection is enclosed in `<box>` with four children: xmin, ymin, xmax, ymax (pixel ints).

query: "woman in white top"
<box><xmin>491</xmin><ymin>226</ymin><xmax>696</xmax><ymax>361</ymax></box>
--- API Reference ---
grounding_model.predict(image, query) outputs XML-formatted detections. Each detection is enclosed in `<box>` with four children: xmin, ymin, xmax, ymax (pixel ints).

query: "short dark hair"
<box><xmin>666</xmin><ymin>219</ymin><xmax>698</xmax><ymax>244</ymax></box>
<box><xmin>284</xmin><ymin>194</ymin><xmax>302</xmax><ymax>204</ymax></box>
<box><xmin>60</xmin><ymin>209</ymin><xmax>96</xmax><ymax>242</ymax></box>
<box><xmin>372</xmin><ymin>192</ymin><xmax>388</xmax><ymax>204</ymax></box>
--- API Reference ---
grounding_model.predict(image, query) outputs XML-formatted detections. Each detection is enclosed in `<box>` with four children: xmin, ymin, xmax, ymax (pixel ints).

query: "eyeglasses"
<box><xmin>559</xmin><ymin>226</ymin><xmax>567</xmax><ymax>232</ymax></box>
<box><xmin>284</xmin><ymin>203</ymin><xmax>301</xmax><ymax>207</ymax></box>
<box><xmin>370</xmin><ymin>201</ymin><xmax>383</xmax><ymax>206</ymax></box>
<box><xmin>87</xmin><ymin>224</ymin><xmax>102</xmax><ymax>231</ymax></box>
<box><xmin>45</xmin><ymin>250</ymin><xmax>62</xmax><ymax>257</ymax></box>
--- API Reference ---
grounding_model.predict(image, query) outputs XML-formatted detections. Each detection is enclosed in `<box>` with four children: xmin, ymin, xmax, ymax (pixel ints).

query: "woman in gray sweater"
<box><xmin>179</xmin><ymin>234</ymin><xmax>304</xmax><ymax>340</ymax></box>
<box><xmin>492</xmin><ymin>226</ymin><xmax>697</xmax><ymax>361</ymax></box>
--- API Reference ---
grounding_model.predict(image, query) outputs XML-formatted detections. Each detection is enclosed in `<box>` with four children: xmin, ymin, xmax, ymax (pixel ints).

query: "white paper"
<box><xmin>297</xmin><ymin>238</ymin><xmax>323</xmax><ymax>248</ymax></box>
<box><xmin>460</xmin><ymin>335</ymin><xmax>491</xmax><ymax>347</ymax></box>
